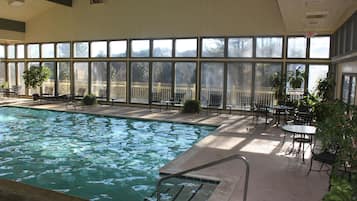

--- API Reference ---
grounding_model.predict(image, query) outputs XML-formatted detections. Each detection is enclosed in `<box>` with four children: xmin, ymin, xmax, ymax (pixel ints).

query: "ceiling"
<box><xmin>277</xmin><ymin>0</ymin><xmax>357</xmax><ymax>34</ymax></box>
<box><xmin>0</xmin><ymin>0</ymin><xmax>56</xmax><ymax>22</ymax></box>
<box><xmin>0</xmin><ymin>0</ymin><xmax>356</xmax><ymax>33</ymax></box>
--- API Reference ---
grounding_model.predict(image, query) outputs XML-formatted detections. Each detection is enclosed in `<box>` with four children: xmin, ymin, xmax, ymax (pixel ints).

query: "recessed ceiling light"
<box><xmin>8</xmin><ymin>0</ymin><xmax>25</xmax><ymax>7</ymax></box>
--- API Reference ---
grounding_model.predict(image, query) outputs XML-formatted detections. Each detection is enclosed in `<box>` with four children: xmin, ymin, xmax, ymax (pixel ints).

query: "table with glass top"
<box><xmin>281</xmin><ymin>124</ymin><xmax>316</xmax><ymax>162</ymax></box>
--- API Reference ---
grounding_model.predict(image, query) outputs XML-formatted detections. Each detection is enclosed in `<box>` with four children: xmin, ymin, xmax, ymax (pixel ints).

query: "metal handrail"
<box><xmin>156</xmin><ymin>154</ymin><xmax>249</xmax><ymax>201</ymax></box>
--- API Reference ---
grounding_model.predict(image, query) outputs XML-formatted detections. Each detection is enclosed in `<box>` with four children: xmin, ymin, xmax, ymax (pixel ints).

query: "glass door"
<box><xmin>342</xmin><ymin>74</ymin><xmax>357</xmax><ymax>105</ymax></box>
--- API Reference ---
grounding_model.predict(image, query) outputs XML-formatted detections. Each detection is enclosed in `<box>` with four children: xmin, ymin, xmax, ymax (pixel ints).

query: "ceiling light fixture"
<box><xmin>8</xmin><ymin>0</ymin><xmax>25</xmax><ymax>7</ymax></box>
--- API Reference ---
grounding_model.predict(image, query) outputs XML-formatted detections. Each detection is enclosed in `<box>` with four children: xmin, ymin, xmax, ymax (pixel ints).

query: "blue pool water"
<box><xmin>0</xmin><ymin>107</ymin><xmax>216</xmax><ymax>201</ymax></box>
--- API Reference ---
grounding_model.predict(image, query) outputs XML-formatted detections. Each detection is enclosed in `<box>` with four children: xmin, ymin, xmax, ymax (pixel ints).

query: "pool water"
<box><xmin>0</xmin><ymin>107</ymin><xmax>216</xmax><ymax>201</ymax></box>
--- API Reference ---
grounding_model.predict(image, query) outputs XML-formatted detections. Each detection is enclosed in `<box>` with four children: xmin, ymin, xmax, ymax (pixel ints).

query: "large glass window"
<box><xmin>91</xmin><ymin>62</ymin><xmax>107</xmax><ymax>99</ymax></box>
<box><xmin>57</xmin><ymin>62</ymin><xmax>71</xmax><ymax>96</ymax></box>
<box><xmin>130</xmin><ymin>62</ymin><xmax>149</xmax><ymax>103</ymax></box>
<box><xmin>152</xmin><ymin>62</ymin><xmax>172</xmax><ymax>103</ymax></box>
<box><xmin>287</xmin><ymin>37</ymin><xmax>307</xmax><ymax>58</ymax></box>
<box><xmin>16</xmin><ymin>44</ymin><xmax>24</xmax><ymax>59</ymax></box>
<box><xmin>42</xmin><ymin>62</ymin><xmax>55</xmax><ymax>96</ymax></box>
<box><xmin>153</xmin><ymin>39</ymin><xmax>172</xmax><ymax>57</ymax></box>
<box><xmin>74</xmin><ymin>62</ymin><xmax>88</xmax><ymax>97</ymax></box>
<box><xmin>175</xmin><ymin>38</ymin><xmax>197</xmax><ymax>57</ymax></box>
<box><xmin>254</xmin><ymin>63</ymin><xmax>282</xmax><ymax>106</ymax></box>
<box><xmin>17</xmin><ymin>62</ymin><xmax>25</xmax><ymax>95</ymax></box>
<box><xmin>109</xmin><ymin>41</ymin><xmax>127</xmax><ymax>57</ymax></box>
<box><xmin>131</xmin><ymin>40</ymin><xmax>150</xmax><ymax>57</ymax></box>
<box><xmin>0</xmin><ymin>45</ymin><xmax>4</xmax><ymax>58</ymax></box>
<box><xmin>110</xmin><ymin>62</ymin><xmax>126</xmax><ymax>102</ymax></box>
<box><xmin>286</xmin><ymin>64</ymin><xmax>306</xmax><ymax>101</ymax></box>
<box><xmin>228</xmin><ymin>38</ymin><xmax>253</xmax><ymax>58</ymax></box>
<box><xmin>308</xmin><ymin>64</ymin><xmax>329</xmax><ymax>93</ymax></box>
<box><xmin>74</xmin><ymin>42</ymin><xmax>89</xmax><ymax>58</ymax></box>
<box><xmin>341</xmin><ymin>75</ymin><xmax>356</xmax><ymax>105</ymax></box>
<box><xmin>0</xmin><ymin>62</ymin><xmax>5</xmax><ymax>83</ymax></box>
<box><xmin>8</xmin><ymin>62</ymin><xmax>16</xmax><ymax>88</ymax></box>
<box><xmin>309</xmin><ymin>36</ymin><xmax>330</xmax><ymax>58</ymax></box>
<box><xmin>256</xmin><ymin>37</ymin><xmax>283</xmax><ymax>58</ymax></box>
<box><xmin>27</xmin><ymin>44</ymin><xmax>40</xmax><ymax>58</ymax></box>
<box><xmin>91</xmin><ymin>41</ymin><xmax>107</xmax><ymax>58</ymax></box>
<box><xmin>201</xmin><ymin>38</ymin><xmax>225</xmax><ymax>57</ymax></box>
<box><xmin>7</xmin><ymin>45</ymin><xmax>15</xmax><ymax>59</ymax></box>
<box><xmin>41</xmin><ymin>43</ymin><xmax>55</xmax><ymax>58</ymax></box>
<box><xmin>200</xmin><ymin>62</ymin><xmax>224</xmax><ymax>108</ymax></box>
<box><xmin>227</xmin><ymin>63</ymin><xmax>252</xmax><ymax>110</ymax></box>
<box><xmin>175</xmin><ymin>62</ymin><xmax>196</xmax><ymax>101</ymax></box>
<box><xmin>56</xmin><ymin>43</ymin><xmax>70</xmax><ymax>58</ymax></box>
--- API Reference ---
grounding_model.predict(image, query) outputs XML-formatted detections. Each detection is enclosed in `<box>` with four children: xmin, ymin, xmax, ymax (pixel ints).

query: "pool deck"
<box><xmin>0</xmin><ymin>98</ymin><xmax>329</xmax><ymax>201</ymax></box>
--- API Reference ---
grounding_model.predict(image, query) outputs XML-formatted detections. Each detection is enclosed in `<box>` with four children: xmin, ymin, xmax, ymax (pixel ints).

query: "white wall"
<box><xmin>25</xmin><ymin>0</ymin><xmax>286</xmax><ymax>42</ymax></box>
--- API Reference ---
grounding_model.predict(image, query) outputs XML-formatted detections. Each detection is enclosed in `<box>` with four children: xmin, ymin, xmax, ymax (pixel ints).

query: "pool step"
<box><xmin>144</xmin><ymin>178</ymin><xmax>218</xmax><ymax>201</ymax></box>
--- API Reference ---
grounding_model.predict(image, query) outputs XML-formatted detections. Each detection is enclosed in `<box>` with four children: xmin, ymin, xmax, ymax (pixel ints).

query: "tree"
<box><xmin>23</xmin><ymin>66</ymin><xmax>51</xmax><ymax>92</ymax></box>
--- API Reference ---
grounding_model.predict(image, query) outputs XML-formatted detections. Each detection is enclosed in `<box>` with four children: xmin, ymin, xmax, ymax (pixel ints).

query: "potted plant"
<box><xmin>23</xmin><ymin>65</ymin><xmax>50</xmax><ymax>100</ymax></box>
<box><xmin>288</xmin><ymin>69</ymin><xmax>305</xmax><ymax>89</ymax></box>
<box><xmin>317</xmin><ymin>76</ymin><xmax>335</xmax><ymax>102</ymax></box>
<box><xmin>271</xmin><ymin>72</ymin><xmax>286</xmax><ymax>104</ymax></box>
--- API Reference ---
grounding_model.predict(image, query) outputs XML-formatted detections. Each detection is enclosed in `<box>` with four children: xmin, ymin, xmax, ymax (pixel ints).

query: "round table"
<box><xmin>281</xmin><ymin>125</ymin><xmax>316</xmax><ymax>162</ymax></box>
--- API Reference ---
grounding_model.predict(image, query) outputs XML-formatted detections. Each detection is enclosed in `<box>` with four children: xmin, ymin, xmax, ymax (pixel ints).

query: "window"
<box><xmin>109</xmin><ymin>41</ymin><xmax>127</xmax><ymax>57</ymax></box>
<box><xmin>8</xmin><ymin>62</ymin><xmax>16</xmax><ymax>88</ymax></box>
<box><xmin>7</xmin><ymin>45</ymin><xmax>15</xmax><ymax>59</ymax></box>
<box><xmin>175</xmin><ymin>38</ymin><xmax>197</xmax><ymax>57</ymax></box>
<box><xmin>41</xmin><ymin>43</ymin><xmax>55</xmax><ymax>58</ymax></box>
<box><xmin>91</xmin><ymin>41</ymin><xmax>107</xmax><ymax>58</ymax></box>
<box><xmin>227</xmin><ymin>63</ymin><xmax>252</xmax><ymax>110</ymax></box>
<box><xmin>201</xmin><ymin>38</ymin><xmax>225</xmax><ymax>57</ymax></box>
<box><xmin>74</xmin><ymin>62</ymin><xmax>89</xmax><ymax>96</ymax></box>
<box><xmin>131</xmin><ymin>40</ymin><xmax>150</xmax><ymax>57</ymax></box>
<box><xmin>42</xmin><ymin>62</ymin><xmax>55</xmax><ymax>96</ymax></box>
<box><xmin>0</xmin><ymin>62</ymin><xmax>5</xmax><ymax>83</ymax></box>
<box><xmin>56</xmin><ymin>43</ymin><xmax>70</xmax><ymax>58</ymax></box>
<box><xmin>74</xmin><ymin>42</ymin><xmax>89</xmax><ymax>58</ymax></box>
<box><xmin>0</xmin><ymin>45</ymin><xmax>4</xmax><ymax>58</ymax></box>
<box><xmin>130</xmin><ymin>62</ymin><xmax>149</xmax><ymax>103</ymax></box>
<box><xmin>228</xmin><ymin>38</ymin><xmax>253</xmax><ymax>57</ymax></box>
<box><xmin>91</xmin><ymin>62</ymin><xmax>107</xmax><ymax>99</ymax></box>
<box><xmin>16</xmin><ymin>44</ymin><xmax>24</xmax><ymax>59</ymax></box>
<box><xmin>175</xmin><ymin>62</ymin><xmax>196</xmax><ymax>101</ymax></box>
<box><xmin>309</xmin><ymin>36</ymin><xmax>330</xmax><ymax>58</ymax></box>
<box><xmin>57</xmin><ymin>62</ymin><xmax>71</xmax><ymax>96</ymax></box>
<box><xmin>308</xmin><ymin>64</ymin><xmax>329</xmax><ymax>93</ymax></box>
<box><xmin>110</xmin><ymin>62</ymin><xmax>126</xmax><ymax>102</ymax></box>
<box><xmin>256</xmin><ymin>37</ymin><xmax>283</xmax><ymax>58</ymax></box>
<box><xmin>27</xmin><ymin>44</ymin><xmax>40</xmax><ymax>59</ymax></box>
<box><xmin>153</xmin><ymin>39</ymin><xmax>172</xmax><ymax>57</ymax></box>
<box><xmin>287</xmin><ymin>37</ymin><xmax>307</xmax><ymax>58</ymax></box>
<box><xmin>254</xmin><ymin>63</ymin><xmax>282</xmax><ymax>106</ymax></box>
<box><xmin>152</xmin><ymin>62</ymin><xmax>172</xmax><ymax>102</ymax></box>
<box><xmin>286</xmin><ymin>64</ymin><xmax>306</xmax><ymax>101</ymax></box>
<box><xmin>17</xmin><ymin>62</ymin><xmax>25</xmax><ymax>95</ymax></box>
<box><xmin>200</xmin><ymin>62</ymin><xmax>224</xmax><ymax>107</ymax></box>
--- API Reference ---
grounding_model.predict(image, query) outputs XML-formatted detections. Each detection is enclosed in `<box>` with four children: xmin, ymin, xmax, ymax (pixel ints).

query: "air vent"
<box><xmin>306</xmin><ymin>11</ymin><xmax>328</xmax><ymax>19</ymax></box>
<box><xmin>90</xmin><ymin>0</ymin><xmax>104</xmax><ymax>4</ymax></box>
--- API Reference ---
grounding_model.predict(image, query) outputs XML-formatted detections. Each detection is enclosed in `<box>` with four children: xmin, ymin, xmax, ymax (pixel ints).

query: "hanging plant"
<box><xmin>288</xmin><ymin>69</ymin><xmax>305</xmax><ymax>89</ymax></box>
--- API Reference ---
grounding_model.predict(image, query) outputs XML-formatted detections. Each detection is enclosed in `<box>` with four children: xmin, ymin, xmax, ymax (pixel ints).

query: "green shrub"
<box><xmin>182</xmin><ymin>100</ymin><xmax>200</xmax><ymax>113</ymax></box>
<box><xmin>82</xmin><ymin>94</ymin><xmax>97</xmax><ymax>105</ymax></box>
<box><xmin>323</xmin><ymin>177</ymin><xmax>353</xmax><ymax>201</ymax></box>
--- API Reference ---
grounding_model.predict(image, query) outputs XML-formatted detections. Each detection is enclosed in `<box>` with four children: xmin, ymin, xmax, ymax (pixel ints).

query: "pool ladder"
<box><xmin>149</xmin><ymin>154</ymin><xmax>250</xmax><ymax>201</ymax></box>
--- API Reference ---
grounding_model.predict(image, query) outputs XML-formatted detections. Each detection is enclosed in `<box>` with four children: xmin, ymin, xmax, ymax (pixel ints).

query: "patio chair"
<box><xmin>307</xmin><ymin>144</ymin><xmax>338</xmax><ymax>175</ymax></box>
<box><xmin>76</xmin><ymin>88</ymin><xmax>86</xmax><ymax>98</ymax></box>
<box><xmin>207</xmin><ymin>93</ymin><xmax>222</xmax><ymax>114</ymax></box>
<box><xmin>253</xmin><ymin>103</ymin><xmax>269</xmax><ymax>125</ymax></box>
<box><xmin>170</xmin><ymin>92</ymin><xmax>185</xmax><ymax>105</ymax></box>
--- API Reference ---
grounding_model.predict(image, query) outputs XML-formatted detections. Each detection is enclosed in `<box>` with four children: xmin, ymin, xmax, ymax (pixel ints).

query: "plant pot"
<box><xmin>32</xmin><ymin>93</ymin><xmax>40</xmax><ymax>101</ymax></box>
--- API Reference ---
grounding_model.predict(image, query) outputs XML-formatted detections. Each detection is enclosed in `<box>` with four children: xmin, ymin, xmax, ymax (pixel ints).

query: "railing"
<box><xmin>156</xmin><ymin>154</ymin><xmax>250</xmax><ymax>201</ymax></box>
